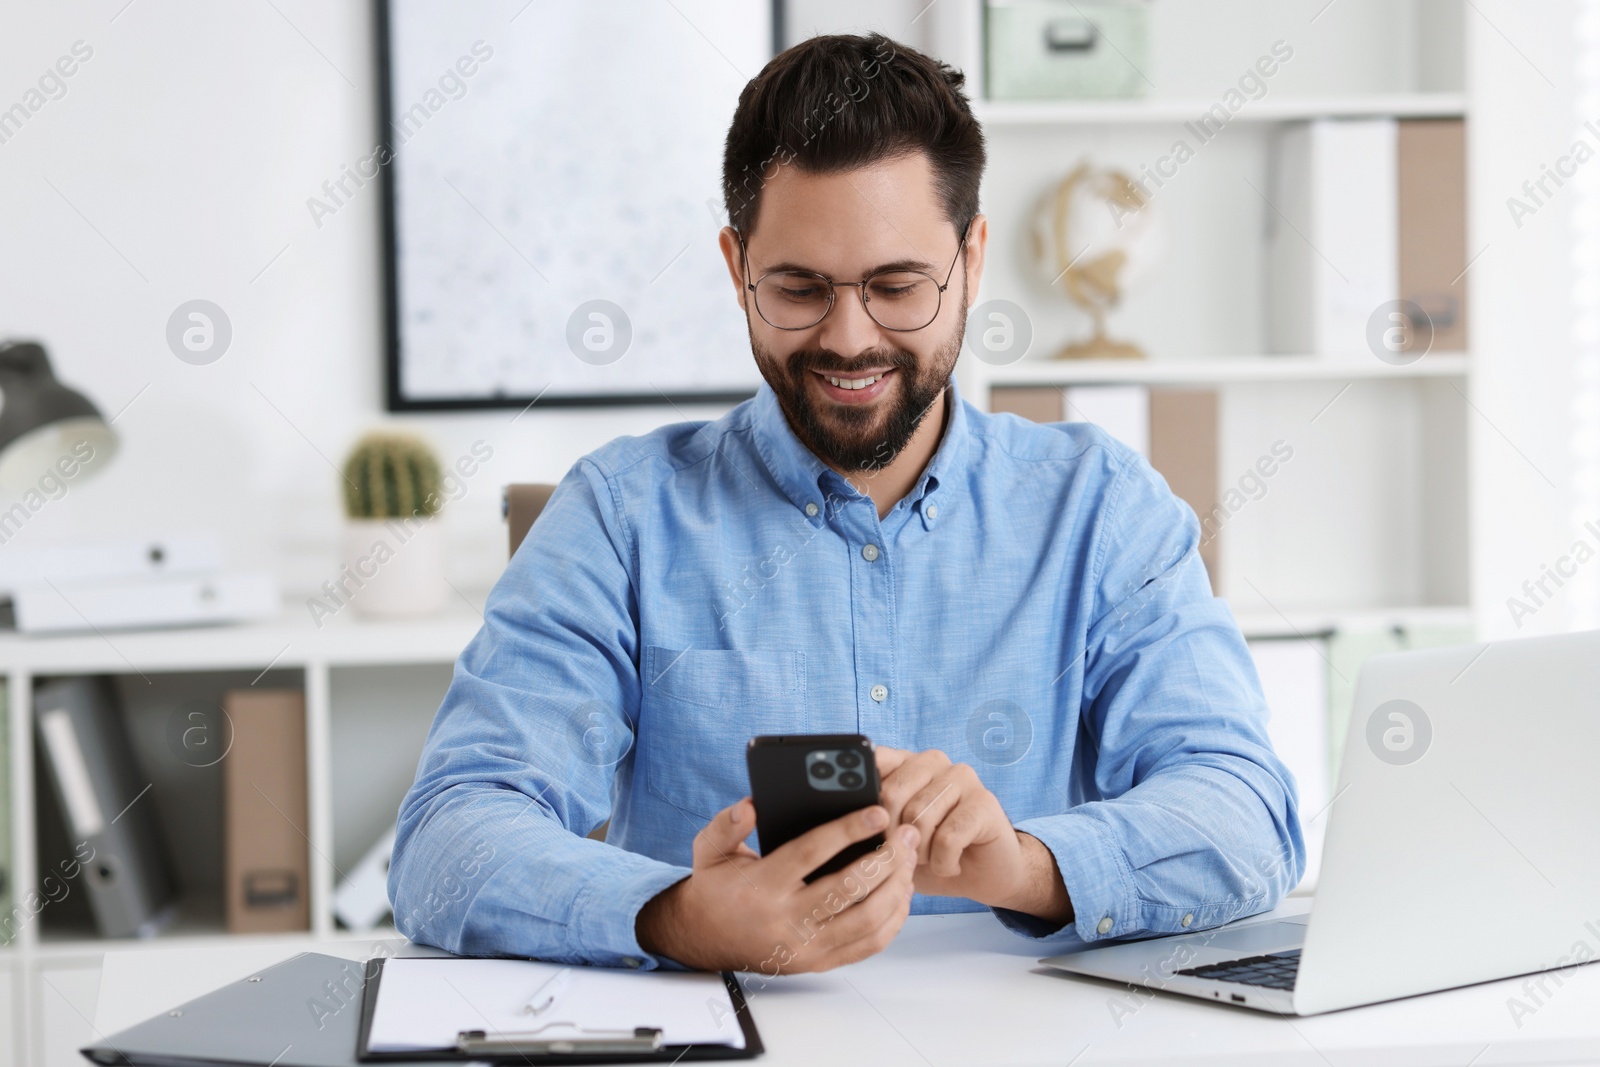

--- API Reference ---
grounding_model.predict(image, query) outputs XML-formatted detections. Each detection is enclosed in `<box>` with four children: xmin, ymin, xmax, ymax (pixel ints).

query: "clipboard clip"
<box><xmin>455</xmin><ymin>1026</ymin><xmax>664</xmax><ymax>1056</ymax></box>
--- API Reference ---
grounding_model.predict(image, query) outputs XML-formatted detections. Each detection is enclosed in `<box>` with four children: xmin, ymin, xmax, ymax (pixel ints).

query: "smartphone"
<box><xmin>746</xmin><ymin>733</ymin><xmax>884</xmax><ymax>883</ymax></box>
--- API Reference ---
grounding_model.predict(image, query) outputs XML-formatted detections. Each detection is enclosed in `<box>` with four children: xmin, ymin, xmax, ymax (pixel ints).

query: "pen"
<box><xmin>523</xmin><ymin>967</ymin><xmax>574</xmax><ymax>1015</ymax></box>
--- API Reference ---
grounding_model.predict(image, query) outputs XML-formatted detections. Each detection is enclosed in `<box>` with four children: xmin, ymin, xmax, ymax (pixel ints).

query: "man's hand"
<box><xmin>875</xmin><ymin>746</ymin><xmax>1072</xmax><ymax>925</ymax></box>
<box><xmin>636</xmin><ymin>798</ymin><xmax>918</xmax><ymax>972</ymax></box>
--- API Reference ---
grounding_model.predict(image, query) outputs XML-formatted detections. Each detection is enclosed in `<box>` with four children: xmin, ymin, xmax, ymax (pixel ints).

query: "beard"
<box><xmin>749</xmin><ymin>299</ymin><xmax>966</xmax><ymax>475</ymax></box>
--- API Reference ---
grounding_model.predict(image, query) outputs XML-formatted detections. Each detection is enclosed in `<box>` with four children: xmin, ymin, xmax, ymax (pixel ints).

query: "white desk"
<box><xmin>95</xmin><ymin>898</ymin><xmax>1600</xmax><ymax>1066</ymax></box>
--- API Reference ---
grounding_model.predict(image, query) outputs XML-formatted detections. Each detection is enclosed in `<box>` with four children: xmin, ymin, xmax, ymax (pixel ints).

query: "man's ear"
<box><xmin>962</xmin><ymin>214</ymin><xmax>989</xmax><ymax>309</ymax></box>
<box><xmin>718</xmin><ymin>225</ymin><xmax>749</xmax><ymax>311</ymax></box>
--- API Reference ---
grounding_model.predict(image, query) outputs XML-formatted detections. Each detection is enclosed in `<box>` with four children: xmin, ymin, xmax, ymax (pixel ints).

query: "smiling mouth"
<box><xmin>814</xmin><ymin>368</ymin><xmax>893</xmax><ymax>390</ymax></box>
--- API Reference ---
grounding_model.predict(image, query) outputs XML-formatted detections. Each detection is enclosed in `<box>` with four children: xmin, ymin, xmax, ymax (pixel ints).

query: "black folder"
<box><xmin>81</xmin><ymin>953</ymin><xmax>429</xmax><ymax>1067</ymax></box>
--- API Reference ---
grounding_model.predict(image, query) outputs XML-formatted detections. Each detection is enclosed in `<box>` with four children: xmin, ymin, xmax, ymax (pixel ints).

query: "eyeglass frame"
<box><xmin>735</xmin><ymin>215</ymin><xmax>975</xmax><ymax>333</ymax></box>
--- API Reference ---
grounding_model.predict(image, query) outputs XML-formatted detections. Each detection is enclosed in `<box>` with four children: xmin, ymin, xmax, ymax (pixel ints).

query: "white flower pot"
<box><xmin>340</xmin><ymin>516</ymin><xmax>449</xmax><ymax>619</ymax></box>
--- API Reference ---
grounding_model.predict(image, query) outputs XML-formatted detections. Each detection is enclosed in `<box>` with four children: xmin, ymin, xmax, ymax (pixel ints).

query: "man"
<box><xmin>390</xmin><ymin>32</ymin><xmax>1304</xmax><ymax>973</ymax></box>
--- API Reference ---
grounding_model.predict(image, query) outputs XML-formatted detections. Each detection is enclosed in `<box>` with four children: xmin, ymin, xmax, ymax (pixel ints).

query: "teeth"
<box><xmin>825</xmin><ymin>373</ymin><xmax>884</xmax><ymax>390</ymax></box>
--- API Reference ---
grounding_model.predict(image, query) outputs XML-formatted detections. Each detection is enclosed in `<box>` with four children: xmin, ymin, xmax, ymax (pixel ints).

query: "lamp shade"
<box><xmin>0</xmin><ymin>340</ymin><xmax>118</xmax><ymax>493</ymax></box>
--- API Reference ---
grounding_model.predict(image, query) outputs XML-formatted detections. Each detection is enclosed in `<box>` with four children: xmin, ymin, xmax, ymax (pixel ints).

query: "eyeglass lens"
<box><xmin>754</xmin><ymin>270</ymin><xmax>942</xmax><ymax>331</ymax></box>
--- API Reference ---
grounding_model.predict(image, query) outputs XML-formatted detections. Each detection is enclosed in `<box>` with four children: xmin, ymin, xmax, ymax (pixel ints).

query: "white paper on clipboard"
<box><xmin>365</xmin><ymin>957</ymin><xmax>746</xmax><ymax>1053</ymax></box>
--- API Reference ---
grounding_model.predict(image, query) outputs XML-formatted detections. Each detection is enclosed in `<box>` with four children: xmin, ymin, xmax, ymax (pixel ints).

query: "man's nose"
<box><xmin>815</xmin><ymin>284</ymin><xmax>884</xmax><ymax>357</ymax></box>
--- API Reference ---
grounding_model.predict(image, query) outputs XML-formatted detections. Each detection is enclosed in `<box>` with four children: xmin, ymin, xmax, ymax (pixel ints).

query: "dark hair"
<box><xmin>721</xmin><ymin>32</ymin><xmax>986</xmax><ymax>239</ymax></box>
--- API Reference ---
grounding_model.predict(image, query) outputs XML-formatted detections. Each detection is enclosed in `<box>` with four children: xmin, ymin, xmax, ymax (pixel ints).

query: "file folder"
<box><xmin>223</xmin><ymin>688</ymin><xmax>311</xmax><ymax>933</ymax></box>
<box><xmin>34</xmin><ymin>675</ymin><xmax>174</xmax><ymax>938</ymax></box>
<box><xmin>81</xmin><ymin>952</ymin><xmax>437</xmax><ymax>1067</ymax></box>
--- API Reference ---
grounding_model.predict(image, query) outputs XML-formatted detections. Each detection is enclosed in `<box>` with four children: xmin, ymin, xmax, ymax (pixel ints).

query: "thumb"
<box><xmin>694</xmin><ymin>796</ymin><xmax>756</xmax><ymax>867</ymax></box>
<box><xmin>874</xmin><ymin>745</ymin><xmax>911</xmax><ymax>777</ymax></box>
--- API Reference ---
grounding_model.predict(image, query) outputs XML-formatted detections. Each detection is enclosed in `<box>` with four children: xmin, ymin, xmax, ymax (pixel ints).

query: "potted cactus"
<box><xmin>339</xmin><ymin>430</ymin><xmax>449</xmax><ymax>619</ymax></box>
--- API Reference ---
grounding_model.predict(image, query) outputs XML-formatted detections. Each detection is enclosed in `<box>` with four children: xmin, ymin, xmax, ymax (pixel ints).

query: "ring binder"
<box><xmin>34</xmin><ymin>676</ymin><xmax>175</xmax><ymax>939</ymax></box>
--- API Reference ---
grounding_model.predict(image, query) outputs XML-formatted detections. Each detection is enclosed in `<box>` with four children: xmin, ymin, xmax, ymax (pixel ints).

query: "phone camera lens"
<box><xmin>837</xmin><ymin>770</ymin><xmax>864</xmax><ymax>789</ymax></box>
<box><xmin>809</xmin><ymin>760</ymin><xmax>835</xmax><ymax>779</ymax></box>
<box><xmin>835</xmin><ymin>749</ymin><xmax>862</xmax><ymax>769</ymax></box>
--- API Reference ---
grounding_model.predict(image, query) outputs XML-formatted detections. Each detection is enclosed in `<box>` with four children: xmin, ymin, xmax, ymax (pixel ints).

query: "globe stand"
<box><xmin>1053</xmin><ymin>308</ymin><xmax>1146</xmax><ymax>361</ymax></box>
<box><xmin>1038</xmin><ymin>162</ymin><xmax>1157</xmax><ymax>363</ymax></box>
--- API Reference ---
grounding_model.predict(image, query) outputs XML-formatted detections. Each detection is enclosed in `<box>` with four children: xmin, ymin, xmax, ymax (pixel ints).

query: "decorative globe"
<box><xmin>1030</xmin><ymin>162</ymin><xmax>1165</xmax><ymax>359</ymax></box>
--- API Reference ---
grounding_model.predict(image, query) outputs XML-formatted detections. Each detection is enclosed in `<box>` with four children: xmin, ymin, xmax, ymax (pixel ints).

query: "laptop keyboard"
<box><xmin>1175</xmin><ymin>949</ymin><xmax>1301</xmax><ymax>991</ymax></box>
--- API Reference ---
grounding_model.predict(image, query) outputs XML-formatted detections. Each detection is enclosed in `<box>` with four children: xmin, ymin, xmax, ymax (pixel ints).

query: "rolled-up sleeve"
<box><xmin>388</xmin><ymin>457</ymin><xmax>690</xmax><ymax>969</ymax></box>
<box><xmin>994</xmin><ymin>445</ymin><xmax>1306</xmax><ymax>945</ymax></box>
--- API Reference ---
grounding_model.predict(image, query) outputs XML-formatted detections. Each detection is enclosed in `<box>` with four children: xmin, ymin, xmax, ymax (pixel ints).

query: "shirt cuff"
<box><xmin>995</xmin><ymin>812</ymin><xmax>1139</xmax><ymax>945</ymax></box>
<box><xmin>568</xmin><ymin>853</ymin><xmax>692</xmax><ymax>971</ymax></box>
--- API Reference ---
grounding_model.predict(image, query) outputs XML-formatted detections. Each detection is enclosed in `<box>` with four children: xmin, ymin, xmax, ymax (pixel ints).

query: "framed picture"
<box><xmin>376</xmin><ymin>0</ymin><xmax>780</xmax><ymax>410</ymax></box>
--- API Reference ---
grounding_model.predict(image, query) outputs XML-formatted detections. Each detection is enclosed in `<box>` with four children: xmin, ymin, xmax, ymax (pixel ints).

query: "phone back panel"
<box><xmin>746</xmin><ymin>734</ymin><xmax>883</xmax><ymax>882</ymax></box>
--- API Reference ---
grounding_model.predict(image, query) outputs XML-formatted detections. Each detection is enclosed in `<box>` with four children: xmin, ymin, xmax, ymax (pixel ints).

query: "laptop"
<box><xmin>1041</xmin><ymin>627</ymin><xmax>1600</xmax><ymax>1015</ymax></box>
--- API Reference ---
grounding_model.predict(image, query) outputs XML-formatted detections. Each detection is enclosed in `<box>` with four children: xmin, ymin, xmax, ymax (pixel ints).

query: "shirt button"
<box><xmin>804</xmin><ymin>502</ymin><xmax>819</xmax><ymax>517</ymax></box>
<box><xmin>1181</xmin><ymin>913</ymin><xmax>1194</xmax><ymax>928</ymax></box>
<box><xmin>926</xmin><ymin>504</ymin><xmax>938</xmax><ymax>519</ymax></box>
<box><xmin>861</xmin><ymin>544</ymin><xmax>880</xmax><ymax>562</ymax></box>
<box><xmin>621</xmin><ymin>956</ymin><xmax>642</xmax><ymax>968</ymax></box>
<box><xmin>1096</xmin><ymin>916</ymin><xmax>1113</xmax><ymax>935</ymax></box>
<box><xmin>870</xmin><ymin>684</ymin><xmax>887</xmax><ymax>702</ymax></box>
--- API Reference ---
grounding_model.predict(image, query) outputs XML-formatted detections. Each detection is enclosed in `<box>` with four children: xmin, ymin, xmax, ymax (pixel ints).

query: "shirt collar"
<box><xmin>747</xmin><ymin>373</ymin><xmax>970</xmax><ymax>524</ymax></box>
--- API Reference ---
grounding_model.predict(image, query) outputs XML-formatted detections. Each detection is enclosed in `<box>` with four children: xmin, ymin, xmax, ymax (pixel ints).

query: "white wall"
<box><xmin>1465</xmin><ymin>1</ymin><xmax>1586</xmax><ymax>637</ymax></box>
<box><xmin>784</xmin><ymin>0</ymin><xmax>928</xmax><ymax>48</ymax></box>
<box><xmin>0</xmin><ymin>2</ymin><xmax>747</xmax><ymax>602</ymax></box>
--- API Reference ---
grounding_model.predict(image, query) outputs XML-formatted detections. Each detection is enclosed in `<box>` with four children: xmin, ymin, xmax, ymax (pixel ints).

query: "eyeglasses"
<box><xmin>737</xmin><ymin>218</ymin><xmax>972</xmax><ymax>333</ymax></box>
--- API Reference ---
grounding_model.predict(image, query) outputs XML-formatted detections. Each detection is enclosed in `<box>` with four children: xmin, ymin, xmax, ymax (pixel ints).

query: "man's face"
<box><xmin>719</xmin><ymin>152</ymin><xmax>984</xmax><ymax>474</ymax></box>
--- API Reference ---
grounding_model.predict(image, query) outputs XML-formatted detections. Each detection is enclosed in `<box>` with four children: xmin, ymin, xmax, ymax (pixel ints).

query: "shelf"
<box><xmin>27</xmin><ymin>891</ymin><xmax>398</xmax><ymax>960</ymax></box>
<box><xmin>975</xmin><ymin>353</ymin><xmax>1469</xmax><ymax>387</ymax></box>
<box><xmin>37</xmin><ymin>896</ymin><xmax>228</xmax><ymax>956</ymax></box>
<box><xmin>973</xmin><ymin>92</ymin><xmax>1467</xmax><ymax>127</ymax></box>
<box><xmin>30</xmin><ymin>915</ymin><xmax>394</xmax><ymax>962</ymax></box>
<box><xmin>1231</xmin><ymin>604</ymin><xmax>1475</xmax><ymax>641</ymax></box>
<box><xmin>0</xmin><ymin>595</ymin><xmax>489</xmax><ymax>674</ymax></box>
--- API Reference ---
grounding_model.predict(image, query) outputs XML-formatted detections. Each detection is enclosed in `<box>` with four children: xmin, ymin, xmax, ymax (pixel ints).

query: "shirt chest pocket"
<box><xmin>639</xmin><ymin>646</ymin><xmax>807</xmax><ymax>822</ymax></box>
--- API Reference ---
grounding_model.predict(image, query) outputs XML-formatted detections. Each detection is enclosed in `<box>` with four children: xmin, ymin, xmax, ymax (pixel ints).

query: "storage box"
<box><xmin>985</xmin><ymin>0</ymin><xmax>1149</xmax><ymax>100</ymax></box>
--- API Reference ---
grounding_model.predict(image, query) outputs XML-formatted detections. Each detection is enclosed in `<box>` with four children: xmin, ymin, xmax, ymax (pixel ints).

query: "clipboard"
<box><xmin>356</xmin><ymin>956</ymin><xmax>764</xmax><ymax>1063</ymax></box>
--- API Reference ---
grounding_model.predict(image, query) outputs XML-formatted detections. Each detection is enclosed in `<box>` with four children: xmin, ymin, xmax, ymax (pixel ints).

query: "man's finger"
<box><xmin>693</xmin><ymin>796</ymin><xmax>756</xmax><ymax>868</ymax></box>
<box><xmin>765</xmin><ymin>804</ymin><xmax>889</xmax><ymax>884</ymax></box>
<box><xmin>927</xmin><ymin>805</ymin><xmax>986</xmax><ymax>876</ymax></box>
<box><xmin>804</xmin><ymin>857</ymin><xmax>915</xmax><ymax>968</ymax></box>
<box><xmin>878</xmin><ymin>751</ymin><xmax>947</xmax><ymax>825</ymax></box>
<box><xmin>789</xmin><ymin>838</ymin><xmax>909</xmax><ymax>953</ymax></box>
<box><xmin>801</xmin><ymin>824</ymin><xmax>916</xmax><ymax>911</ymax></box>
<box><xmin>901</xmin><ymin>774</ymin><xmax>962</xmax><ymax>865</ymax></box>
<box><xmin>873</xmin><ymin>745</ymin><xmax>912</xmax><ymax>777</ymax></box>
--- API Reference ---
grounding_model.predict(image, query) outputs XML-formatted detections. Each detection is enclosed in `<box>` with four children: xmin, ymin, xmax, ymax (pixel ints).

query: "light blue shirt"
<box><xmin>389</xmin><ymin>375</ymin><xmax>1306</xmax><ymax>968</ymax></box>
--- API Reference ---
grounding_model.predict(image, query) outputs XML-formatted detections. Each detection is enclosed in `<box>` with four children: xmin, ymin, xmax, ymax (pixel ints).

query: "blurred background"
<box><xmin>0</xmin><ymin>1</ymin><xmax>1593</xmax><ymax>1062</ymax></box>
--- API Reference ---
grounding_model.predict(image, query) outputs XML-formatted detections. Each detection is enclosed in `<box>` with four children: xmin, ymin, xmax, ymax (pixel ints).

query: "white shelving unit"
<box><xmin>972</xmin><ymin>352</ymin><xmax>1469</xmax><ymax>385</ymax></box>
<box><xmin>1227</xmin><ymin>603</ymin><xmax>1475</xmax><ymax>641</ymax></box>
<box><xmin>929</xmin><ymin>0</ymin><xmax>1475</xmax><ymax>637</ymax></box>
<box><xmin>1</xmin><ymin>601</ymin><xmax>484</xmax><ymax>1065</ymax></box>
<box><xmin>974</xmin><ymin>92</ymin><xmax>1466</xmax><ymax>126</ymax></box>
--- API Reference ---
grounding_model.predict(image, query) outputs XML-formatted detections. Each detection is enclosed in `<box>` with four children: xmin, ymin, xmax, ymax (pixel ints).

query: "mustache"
<box><xmin>790</xmin><ymin>349</ymin><xmax>916</xmax><ymax>377</ymax></box>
